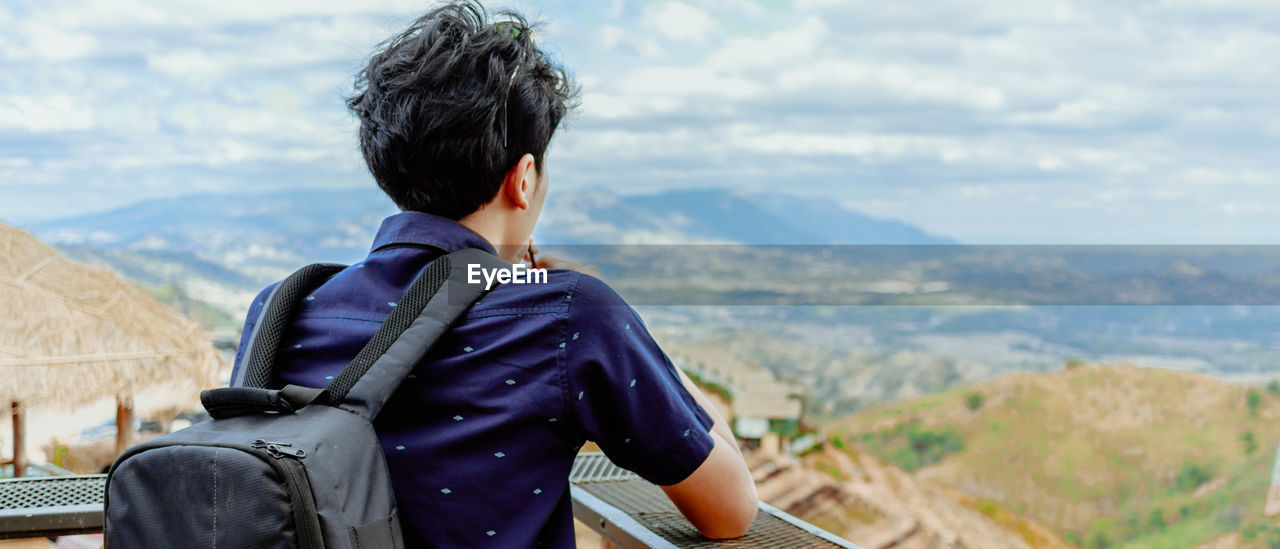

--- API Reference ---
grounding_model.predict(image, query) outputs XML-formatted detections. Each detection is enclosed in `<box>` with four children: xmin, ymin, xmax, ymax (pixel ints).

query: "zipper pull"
<box><xmin>252</xmin><ymin>439</ymin><xmax>307</xmax><ymax>459</ymax></box>
<box><xmin>269</xmin><ymin>444</ymin><xmax>307</xmax><ymax>458</ymax></box>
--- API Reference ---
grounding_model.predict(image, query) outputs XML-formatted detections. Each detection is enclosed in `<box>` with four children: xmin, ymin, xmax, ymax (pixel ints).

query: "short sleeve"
<box><xmin>564</xmin><ymin>275</ymin><xmax>716</xmax><ymax>486</ymax></box>
<box><xmin>229</xmin><ymin>283</ymin><xmax>278</xmax><ymax>387</ymax></box>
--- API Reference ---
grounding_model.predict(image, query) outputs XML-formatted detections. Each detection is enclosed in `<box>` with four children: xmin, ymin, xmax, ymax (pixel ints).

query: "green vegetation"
<box><xmin>1072</xmin><ymin>434</ymin><xmax>1280</xmax><ymax>548</ymax></box>
<box><xmin>1147</xmin><ymin>508</ymin><xmax>1165</xmax><ymax>531</ymax></box>
<box><xmin>856</xmin><ymin>421</ymin><xmax>965</xmax><ymax>472</ymax></box>
<box><xmin>833</xmin><ymin>364</ymin><xmax>1280</xmax><ymax>549</ymax></box>
<box><xmin>964</xmin><ymin>391</ymin><xmax>984</xmax><ymax>411</ymax></box>
<box><xmin>147</xmin><ymin>283</ymin><xmax>237</xmax><ymax>330</ymax></box>
<box><xmin>1175</xmin><ymin>461</ymin><xmax>1214</xmax><ymax>492</ymax></box>
<box><xmin>769</xmin><ymin>418</ymin><xmax>800</xmax><ymax>437</ymax></box>
<box><xmin>1269</xmin><ymin>379</ymin><xmax>1280</xmax><ymax>398</ymax></box>
<box><xmin>1248</xmin><ymin>389</ymin><xmax>1262</xmax><ymax>417</ymax></box>
<box><xmin>1243</xmin><ymin>431</ymin><xmax>1258</xmax><ymax>455</ymax></box>
<box><xmin>1065</xmin><ymin>357</ymin><xmax>1085</xmax><ymax>370</ymax></box>
<box><xmin>1085</xmin><ymin>529</ymin><xmax>1111</xmax><ymax>549</ymax></box>
<box><xmin>1242</xmin><ymin>523</ymin><xmax>1280</xmax><ymax>548</ymax></box>
<box><xmin>831</xmin><ymin>434</ymin><xmax>847</xmax><ymax>450</ymax></box>
<box><xmin>684</xmin><ymin>370</ymin><xmax>735</xmax><ymax>403</ymax></box>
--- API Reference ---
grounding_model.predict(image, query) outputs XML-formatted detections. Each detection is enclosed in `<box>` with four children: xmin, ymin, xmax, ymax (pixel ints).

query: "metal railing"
<box><xmin>1</xmin><ymin>454</ymin><xmax>861</xmax><ymax>547</ymax></box>
<box><xmin>0</xmin><ymin>473</ymin><xmax>105</xmax><ymax>540</ymax></box>
<box><xmin>570</xmin><ymin>453</ymin><xmax>860</xmax><ymax>549</ymax></box>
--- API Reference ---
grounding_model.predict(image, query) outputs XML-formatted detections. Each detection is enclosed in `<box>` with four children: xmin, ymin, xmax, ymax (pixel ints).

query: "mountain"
<box><xmin>30</xmin><ymin>187</ymin><xmax>950</xmax><ymax>251</ymax></box>
<box><xmin>24</xmin><ymin>187</ymin><xmax>950</xmax><ymax>318</ymax></box>
<box><xmin>26</xmin><ymin>188</ymin><xmax>400</xmax><ymax>318</ymax></box>
<box><xmin>751</xmin><ymin>192</ymin><xmax>953</xmax><ymax>244</ymax></box>
<box><xmin>829</xmin><ymin>363</ymin><xmax>1280</xmax><ymax>548</ymax></box>
<box><xmin>536</xmin><ymin>188</ymin><xmax>953</xmax><ymax>244</ymax></box>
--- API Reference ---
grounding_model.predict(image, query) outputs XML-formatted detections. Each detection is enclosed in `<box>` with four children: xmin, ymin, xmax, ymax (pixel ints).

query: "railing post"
<box><xmin>10</xmin><ymin>401</ymin><xmax>24</xmax><ymax>478</ymax></box>
<box><xmin>115</xmin><ymin>397</ymin><xmax>133</xmax><ymax>457</ymax></box>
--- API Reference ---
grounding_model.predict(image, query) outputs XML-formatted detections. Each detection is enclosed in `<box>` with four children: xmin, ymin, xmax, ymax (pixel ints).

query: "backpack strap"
<box><xmin>324</xmin><ymin>247</ymin><xmax>510</xmax><ymax>420</ymax></box>
<box><xmin>233</xmin><ymin>263</ymin><xmax>347</xmax><ymax>389</ymax></box>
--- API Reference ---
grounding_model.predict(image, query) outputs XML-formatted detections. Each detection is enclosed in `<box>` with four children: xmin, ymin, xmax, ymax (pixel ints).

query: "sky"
<box><xmin>1</xmin><ymin>0</ymin><xmax>1278</xmax><ymax>243</ymax></box>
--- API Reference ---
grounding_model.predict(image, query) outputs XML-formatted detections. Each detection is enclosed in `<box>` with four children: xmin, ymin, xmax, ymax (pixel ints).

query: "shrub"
<box><xmin>1243</xmin><ymin>431</ymin><xmax>1259</xmax><ymax>454</ymax></box>
<box><xmin>1249</xmin><ymin>389</ymin><xmax>1262</xmax><ymax>417</ymax></box>
<box><xmin>1064</xmin><ymin>532</ymin><xmax>1082</xmax><ymax>547</ymax></box>
<box><xmin>1176</xmin><ymin>461</ymin><xmax>1214</xmax><ymax>492</ymax></box>
<box><xmin>1148</xmin><ymin>508</ymin><xmax>1165</xmax><ymax>531</ymax></box>
<box><xmin>1270</xmin><ymin>379</ymin><xmax>1280</xmax><ymax>397</ymax></box>
<box><xmin>1086</xmin><ymin>530</ymin><xmax>1111</xmax><ymax>549</ymax></box>
<box><xmin>1066</xmin><ymin>357</ymin><xmax>1085</xmax><ymax>370</ymax></box>
<box><xmin>965</xmin><ymin>391</ymin><xmax>984</xmax><ymax>411</ymax></box>
<box><xmin>873</xmin><ymin>424</ymin><xmax>967</xmax><ymax>472</ymax></box>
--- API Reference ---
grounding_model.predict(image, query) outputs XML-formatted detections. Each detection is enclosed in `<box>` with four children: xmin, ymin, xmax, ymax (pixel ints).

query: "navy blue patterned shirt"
<box><xmin>231</xmin><ymin>211</ymin><xmax>716</xmax><ymax>548</ymax></box>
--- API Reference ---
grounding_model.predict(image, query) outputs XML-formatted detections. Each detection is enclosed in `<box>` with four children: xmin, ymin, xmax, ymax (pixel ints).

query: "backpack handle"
<box><xmin>200</xmin><ymin>385</ymin><xmax>325</xmax><ymax>418</ymax></box>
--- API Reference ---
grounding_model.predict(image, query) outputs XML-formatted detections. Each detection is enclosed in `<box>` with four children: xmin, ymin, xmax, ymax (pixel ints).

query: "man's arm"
<box><xmin>661</xmin><ymin>369</ymin><xmax>758</xmax><ymax>539</ymax></box>
<box><xmin>535</xmin><ymin>252</ymin><xmax>758</xmax><ymax>539</ymax></box>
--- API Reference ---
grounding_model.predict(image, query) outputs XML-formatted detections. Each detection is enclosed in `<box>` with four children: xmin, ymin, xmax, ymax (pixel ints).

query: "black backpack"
<box><xmin>104</xmin><ymin>248</ymin><xmax>507</xmax><ymax>548</ymax></box>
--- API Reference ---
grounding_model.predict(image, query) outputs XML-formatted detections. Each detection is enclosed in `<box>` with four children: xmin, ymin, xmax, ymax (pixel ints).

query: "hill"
<box><xmin>828</xmin><ymin>364</ymin><xmax>1280</xmax><ymax>548</ymax></box>
<box><xmin>741</xmin><ymin>444</ymin><xmax>1072</xmax><ymax>549</ymax></box>
<box><xmin>23</xmin><ymin>187</ymin><xmax>949</xmax><ymax>320</ymax></box>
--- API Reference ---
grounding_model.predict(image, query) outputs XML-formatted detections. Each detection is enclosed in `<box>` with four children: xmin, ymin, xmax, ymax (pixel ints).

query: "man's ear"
<box><xmin>504</xmin><ymin>153</ymin><xmax>538</xmax><ymax>210</ymax></box>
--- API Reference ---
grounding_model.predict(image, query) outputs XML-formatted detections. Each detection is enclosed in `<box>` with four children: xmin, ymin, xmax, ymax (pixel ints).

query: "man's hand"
<box><xmin>524</xmin><ymin>241</ymin><xmax>603</xmax><ymax>280</ymax></box>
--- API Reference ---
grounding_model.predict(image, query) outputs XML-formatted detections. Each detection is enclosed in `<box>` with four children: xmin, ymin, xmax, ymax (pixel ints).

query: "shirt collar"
<box><xmin>370</xmin><ymin>211</ymin><xmax>497</xmax><ymax>255</ymax></box>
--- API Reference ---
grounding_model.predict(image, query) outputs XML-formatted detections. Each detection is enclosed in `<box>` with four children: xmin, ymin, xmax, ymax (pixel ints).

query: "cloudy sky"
<box><xmin>2</xmin><ymin>0</ymin><xmax>1278</xmax><ymax>243</ymax></box>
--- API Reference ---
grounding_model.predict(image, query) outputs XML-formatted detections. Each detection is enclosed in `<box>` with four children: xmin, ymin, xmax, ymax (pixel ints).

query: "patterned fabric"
<box><xmin>231</xmin><ymin>211</ymin><xmax>716</xmax><ymax>548</ymax></box>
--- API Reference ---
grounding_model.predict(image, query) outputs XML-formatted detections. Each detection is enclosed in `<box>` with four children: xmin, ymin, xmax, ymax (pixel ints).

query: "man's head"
<box><xmin>347</xmin><ymin>1</ymin><xmax>576</xmax><ymax>239</ymax></box>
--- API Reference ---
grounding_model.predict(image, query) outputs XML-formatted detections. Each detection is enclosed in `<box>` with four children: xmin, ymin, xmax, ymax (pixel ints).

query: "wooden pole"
<box><xmin>10</xmin><ymin>401</ymin><xmax>24</xmax><ymax>478</ymax></box>
<box><xmin>115</xmin><ymin>397</ymin><xmax>134</xmax><ymax>457</ymax></box>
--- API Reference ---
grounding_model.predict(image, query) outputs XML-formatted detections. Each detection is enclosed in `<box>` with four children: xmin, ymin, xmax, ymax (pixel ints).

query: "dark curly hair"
<box><xmin>347</xmin><ymin>1</ymin><xmax>578</xmax><ymax>220</ymax></box>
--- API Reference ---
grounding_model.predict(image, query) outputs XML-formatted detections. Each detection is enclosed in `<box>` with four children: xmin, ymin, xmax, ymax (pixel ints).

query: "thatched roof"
<box><xmin>0</xmin><ymin>223</ymin><xmax>221</xmax><ymax>409</ymax></box>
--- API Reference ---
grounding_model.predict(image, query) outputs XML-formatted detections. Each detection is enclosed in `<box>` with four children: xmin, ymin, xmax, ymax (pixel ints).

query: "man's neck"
<box><xmin>457</xmin><ymin>211</ymin><xmax>521</xmax><ymax>261</ymax></box>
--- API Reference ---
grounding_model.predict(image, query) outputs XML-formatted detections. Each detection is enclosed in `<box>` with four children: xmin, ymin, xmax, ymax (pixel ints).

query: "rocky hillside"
<box><xmin>830</xmin><ymin>364</ymin><xmax>1280</xmax><ymax>548</ymax></box>
<box><xmin>760</xmin><ymin>446</ymin><xmax>1070</xmax><ymax>548</ymax></box>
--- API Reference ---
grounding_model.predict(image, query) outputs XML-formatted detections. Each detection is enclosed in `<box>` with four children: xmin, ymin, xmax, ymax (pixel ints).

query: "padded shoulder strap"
<box><xmin>325</xmin><ymin>248</ymin><xmax>510</xmax><ymax>420</ymax></box>
<box><xmin>235</xmin><ymin>263</ymin><xmax>346</xmax><ymax>389</ymax></box>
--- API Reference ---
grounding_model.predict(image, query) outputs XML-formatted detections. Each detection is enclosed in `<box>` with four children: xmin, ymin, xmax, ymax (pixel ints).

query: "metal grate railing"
<box><xmin>0</xmin><ymin>454</ymin><xmax>862</xmax><ymax>547</ymax></box>
<box><xmin>570</xmin><ymin>452</ymin><xmax>644</xmax><ymax>483</ymax></box>
<box><xmin>0</xmin><ymin>474</ymin><xmax>106</xmax><ymax>540</ymax></box>
<box><xmin>570</xmin><ymin>452</ymin><xmax>861</xmax><ymax>549</ymax></box>
<box><xmin>0</xmin><ymin>474</ymin><xmax>104</xmax><ymax>510</ymax></box>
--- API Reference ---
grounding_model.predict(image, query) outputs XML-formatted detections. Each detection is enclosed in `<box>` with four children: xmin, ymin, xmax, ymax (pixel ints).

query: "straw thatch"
<box><xmin>0</xmin><ymin>222</ymin><xmax>221</xmax><ymax>409</ymax></box>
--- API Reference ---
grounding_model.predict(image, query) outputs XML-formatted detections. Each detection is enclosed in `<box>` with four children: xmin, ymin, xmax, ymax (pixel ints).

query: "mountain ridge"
<box><xmin>23</xmin><ymin>187</ymin><xmax>952</xmax><ymax>317</ymax></box>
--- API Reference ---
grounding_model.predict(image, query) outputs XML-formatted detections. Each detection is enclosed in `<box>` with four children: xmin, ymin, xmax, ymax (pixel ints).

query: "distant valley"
<box><xmin>17</xmin><ymin>188</ymin><xmax>1280</xmax><ymax>548</ymax></box>
<box><xmin>18</xmin><ymin>188</ymin><xmax>1280</xmax><ymax>411</ymax></box>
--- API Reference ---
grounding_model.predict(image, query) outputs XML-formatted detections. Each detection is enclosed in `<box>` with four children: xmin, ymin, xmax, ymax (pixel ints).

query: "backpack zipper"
<box><xmin>252</xmin><ymin>440</ymin><xmax>324</xmax><ymax>549</ymax></box>
<box><xmin>253</xmin><ymin>439</ymin><xmax>308</xmax><ymax>459</ymax></box>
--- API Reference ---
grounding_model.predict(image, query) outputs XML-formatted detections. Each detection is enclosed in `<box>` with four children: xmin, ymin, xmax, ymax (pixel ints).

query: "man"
<box><xmin>231</xmin><ymin>2</ymin><xmax>757</xmax><ymax>547</ymax></box>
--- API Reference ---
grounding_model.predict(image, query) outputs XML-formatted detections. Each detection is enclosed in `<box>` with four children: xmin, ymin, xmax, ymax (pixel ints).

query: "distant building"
<box><xmin>668</xmin><ymin>345</ymin><xmax>809</xmax><ymax>454</ymax></box>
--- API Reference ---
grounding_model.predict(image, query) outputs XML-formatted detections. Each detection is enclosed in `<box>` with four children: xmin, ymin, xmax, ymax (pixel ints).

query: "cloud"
<box><xmin>2</xmin><ymin>0</ymin><xmax>1279</xmax><ymax>243</ymax></box>
<box><xmin>0</xmin><ymin>94</ymin><xmax>94</xmax><ymax>132</ymax></box>
<box><xmin>646</xmin><ymin>2</ymin><xmax>720</xmax><ymax>45</ymax></box>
